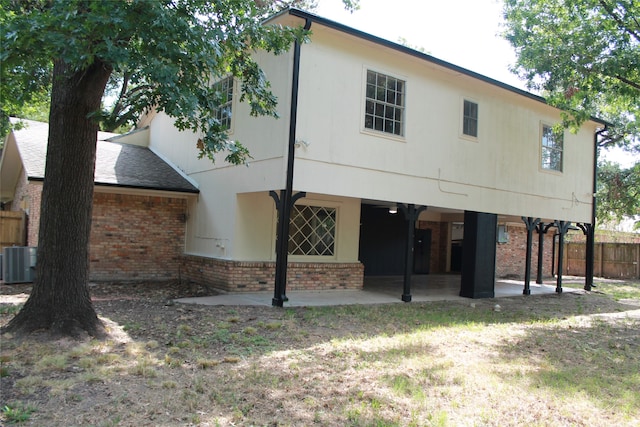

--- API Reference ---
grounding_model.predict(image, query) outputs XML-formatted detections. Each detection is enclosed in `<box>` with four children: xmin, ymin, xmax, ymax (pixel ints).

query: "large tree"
<box><xmin>0</xmin><ymin>0</ymin><xmax>334</xmax><ymax>338</ymax></box>
<box><xmin>99</xmin><ymin>0</ymin><xmax>348</xmax><ymax>132</ymax></box>
<box><xmin>503</xmin><ymin>0</ymin><xmax>639</xmax><ymax>226</ymax></box>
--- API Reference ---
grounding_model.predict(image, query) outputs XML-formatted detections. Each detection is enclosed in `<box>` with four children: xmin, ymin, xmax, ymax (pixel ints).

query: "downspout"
<box><xmin>272</xmin><ymin>17</ymin><xmax>312</xmax><ymax>307</ymax></box>
<box><xmin>585</xmin><ymin>127</ymin><xmax>606</xmax><ymax>290</ymax></box>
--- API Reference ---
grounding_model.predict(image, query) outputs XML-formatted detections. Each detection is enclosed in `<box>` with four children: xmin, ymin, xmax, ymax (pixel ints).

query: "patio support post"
<box><xmin>460</xmin><ymin>211</ymin><xmax>497</xmax><ymax>299</ymax></box>
<box><xmin>554</xmin><ymin>220</ymin><xmax>571</xmax><ymax>293</ymax></box>
<box><xmin>577</xmin><ymin>223</ymin><xmax>595</xmax><ymax>291</ymax></box>
<box><xmin>270</xmin><ymin>17</ymin><xmax>312</xmax><ymax>307</ymax></box>
<box><xmin>398</xmin><ymin>203</ymin><xmax>427</xmax><ymax>302</ymax></box>
<box><xmin>535</xmin><ymin>222</ymin><xmax>554</xmax><ymax>284</ymax></box>
<box><xmin>270</xmin><ymin>190</ymin><xmax>306</xmax><ymax>307</ymax></box>
<box><xmin>521</xmin><ymin>217</ymin><xmax>541</xmax><ymax>295</ymax></box>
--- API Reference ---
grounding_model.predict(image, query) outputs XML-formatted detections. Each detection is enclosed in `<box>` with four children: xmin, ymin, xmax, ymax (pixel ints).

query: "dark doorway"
<box><xmin>359</xmin><ymin>204</ymin><xmax>432</xmax><ymax>276</ymax></box>
<box><xmin>450</xmin><ymin>241</ymin><xmax>463</xmax><ymax>272</ymax></box>
<box><xmin>359</xmin><ymin>204</ymin><xmax>405</xmax><ymax>275</ymax></box>
<box><xmin>413</xmin><ymin>228</ymin><xmax>431</xmax><ymax>274</ymax></box>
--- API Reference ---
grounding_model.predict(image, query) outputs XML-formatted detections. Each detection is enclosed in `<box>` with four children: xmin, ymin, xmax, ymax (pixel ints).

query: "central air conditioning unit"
<box><xmin>2</xmin><ymin>247</ymin><xmax>37</xmax><ymax>284</ymax></box>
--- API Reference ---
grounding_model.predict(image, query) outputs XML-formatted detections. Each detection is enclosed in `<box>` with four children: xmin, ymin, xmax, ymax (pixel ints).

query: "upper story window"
<box><xmin>463</xmin><ymin>99</ymin><xmax>478</xmax><ymax>138</ymax></box>
<box><xmin>364</xmin><ymin>70</ymin><xmax>405</xmax><ymax>136</ymax></box>
<box><xmin>212</xmin><ymin>76</ymin><xmax>234</xmax><ymax>130</ymax></box>
<box><xmin>541</xmin><ymin>124</ymin><xmax>563</xmax><ymax>172</ymax></box>
<box><xmin>288</xmin><ymin>205</ymin><xmax>336</xmax><ymax>256</ymax></box>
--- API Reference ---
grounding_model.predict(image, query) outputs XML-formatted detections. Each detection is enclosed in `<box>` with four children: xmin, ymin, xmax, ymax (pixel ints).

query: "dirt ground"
<box><xmin>1</xmin><ymin>280</ymin><xmax>639</xmax><ymax>426</ymax></box>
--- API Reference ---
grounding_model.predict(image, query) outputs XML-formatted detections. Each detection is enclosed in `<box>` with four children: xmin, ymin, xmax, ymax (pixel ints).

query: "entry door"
<box><xmin>413</xmin><ymin>228</ymin><xmax>431</xmax><ymax>274</ymax></box>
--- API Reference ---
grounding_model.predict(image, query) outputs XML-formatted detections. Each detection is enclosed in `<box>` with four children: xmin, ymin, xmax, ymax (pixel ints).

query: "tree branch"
<box><xmin>614</xmin><ymin>75</ymin><xmax>640</xmax><ymax>92</ymax></box>
<box><xmin>598</xmin><ymin>0</ymin><xmax>640</xmax><ymax>43</ymax></box>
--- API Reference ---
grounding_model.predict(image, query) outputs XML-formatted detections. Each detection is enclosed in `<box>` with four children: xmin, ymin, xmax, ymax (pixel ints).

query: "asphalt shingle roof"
<box><xmin>12</xmin><ymin>120</ymin><xmax>198</xmax><ymax>194</ymax></box>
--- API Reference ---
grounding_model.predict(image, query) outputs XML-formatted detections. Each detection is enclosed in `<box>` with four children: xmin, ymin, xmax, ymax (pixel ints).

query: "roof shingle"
<box><xmin>11</xmin><ymin>120</ymin><xmax>198</xmax><ymax>194</ymax></box>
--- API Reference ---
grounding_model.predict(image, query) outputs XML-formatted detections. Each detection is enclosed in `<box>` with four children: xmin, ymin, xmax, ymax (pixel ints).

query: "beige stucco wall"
<box><xmin>233</xmin><ymin>192</ymin><xmax>361</xmax><ymax>262</ymax></box>
<box><xmin>148</xmin><ymin>13</ymin><xmax>599</xmax><ymax>264</ymax></box>
<box><xmin>148</xmin><ymin>48</ymin><xmax>296</xmax><ymax>259</ymax></box>
<box><xmin>290</xmin><ymin>23</ymin><xmax>598</xmax><ymax>224</ymax></box>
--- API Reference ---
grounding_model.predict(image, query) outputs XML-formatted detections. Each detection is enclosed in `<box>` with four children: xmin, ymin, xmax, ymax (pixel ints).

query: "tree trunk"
<box><xmin>3</xmin><ymin>59</ymin><xmax>112</xmax><ymax>338</ymax></box>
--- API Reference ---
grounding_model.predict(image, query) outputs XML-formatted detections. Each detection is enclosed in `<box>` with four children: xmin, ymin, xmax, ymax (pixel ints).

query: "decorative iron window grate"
<box><xmin>288</xmin><ymin>205</ymin><xmax>336</xmax><ymax>256</ymax></box>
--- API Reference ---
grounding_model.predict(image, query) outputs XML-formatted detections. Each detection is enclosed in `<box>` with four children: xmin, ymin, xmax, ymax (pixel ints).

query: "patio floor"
<box><xmin>175</xmin><ymin>274</ymin><xmax>585</xmax><ymax>307</ymax></box>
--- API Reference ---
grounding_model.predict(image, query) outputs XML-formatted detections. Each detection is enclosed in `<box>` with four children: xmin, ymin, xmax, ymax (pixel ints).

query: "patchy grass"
<box><xmin>594</xmin><ymin>279</ymin><xmax>640</xmax><ymax>301</ymax></box>
<box><xmin>1</xmin><ymin>279</ymin><xmax>639</xmax><ymax>426</ymax></box>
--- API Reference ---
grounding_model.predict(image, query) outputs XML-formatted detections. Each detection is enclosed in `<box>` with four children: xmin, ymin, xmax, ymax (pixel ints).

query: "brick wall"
<box><xmin>181</xmin><ymin>255</ymin><xmax>364</xmax><ymax>292</ymax></box>
<box><xmin>89</xmin><ymin>192</ymin><xmax>187</xmax><ymax>281</ymax></box>
<box><xmin>11</xmin><ymin>177</ymin><xmax>188</xmax><ymax>282</ymax></box>
<box><xmin>7</xmin><ymin>174</ymin><xmax>42</xmax><ymax>246</ymax></box>
<box><xmin>496</xmin><ymin>223</ymin><xmax>556</xmax><ymax>279</ymax></box>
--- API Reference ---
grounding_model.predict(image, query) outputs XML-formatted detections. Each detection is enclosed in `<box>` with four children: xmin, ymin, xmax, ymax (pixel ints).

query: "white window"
<box><xmin>541</xmin><ymin>124</ymin><xmax>563</xmax><ymax>172</ymax></box>
<box><xmin>212</xmin><ymin>76</ymin><xmax>233</xmax><ymax>130</ymax></box>
<box><xmin>288</xmin><ymin>205</ymin><xmax>336</xmax><ymax>256</ymax></box>
<box><xmin>364</xmin><ymin>70</ymin><xmax>405</xmax><ymax>136</ymax></box>
<box><xmin>463</xmin><ymin>99</ymin><xmax>478</xmax><ymax>138</ymax></box>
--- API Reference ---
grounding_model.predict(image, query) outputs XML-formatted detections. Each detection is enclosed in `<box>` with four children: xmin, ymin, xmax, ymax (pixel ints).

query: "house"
<box><xmin>0</xmin><ymin>119</ymin><xmax>199</xmax><ymax>282</ymax></box>
<box><xmin>1</xmin><ymin>9</ymin><xmax>602</xmax><ymax>300</ymax></box>
<box><xmin>142</xmin><ymin>9</ymin><xmax>603</xmax><ymax>302</ymax></box>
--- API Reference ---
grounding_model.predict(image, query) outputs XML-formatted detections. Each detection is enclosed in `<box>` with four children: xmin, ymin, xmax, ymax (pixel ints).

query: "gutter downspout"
<box><xmin>272</xmin><ymin>17</ymin><xmax>312</xmax><ymax>307</ymax></box>
<box><xmin>584</xmin><ymin>127</ymin><xmax>605</xmax><ymax>290</ymax></box>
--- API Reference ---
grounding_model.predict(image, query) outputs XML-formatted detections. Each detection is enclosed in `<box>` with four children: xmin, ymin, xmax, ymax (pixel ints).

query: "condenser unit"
<box><xmin>2</xmin><ymin>247</ymin><xmax>37</xmax><ymax>284</ymax></box>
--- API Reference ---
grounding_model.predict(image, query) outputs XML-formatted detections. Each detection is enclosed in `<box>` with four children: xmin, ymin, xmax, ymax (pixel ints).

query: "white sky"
<box><xmin>315</xmin><ymin>0</ymin><xmax>525</xmax><ymax>90</ymax></box>
<box><xmin>314</xmin><ymin>0</ymin><xmax>637</xmax><ymax>167</ymax></box>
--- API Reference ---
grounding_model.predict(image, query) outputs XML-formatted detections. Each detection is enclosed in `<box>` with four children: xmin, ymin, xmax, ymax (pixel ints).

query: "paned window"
<box><xmin>213</xmin><ymin>77</ymin><xmax>233</xmax><ymax>130</ymax></box>
<box><xmin>364</xmin><ymin>70</ymin><xmax>405</xmax><ymax>136</ymax></box>
<box><xmin>541</xmin><ymin>125</ymin><xmax>563</xmax><ymax>172</ymax></box>
<box><xmin>288</xmin><ymin>205</ymin><xmax>336</xmax><ymax>256</ymax></box>
<box><xmin>463</xmin><ymin>100</ymin><xmax>478</xmax><ymax>137</ymax></box>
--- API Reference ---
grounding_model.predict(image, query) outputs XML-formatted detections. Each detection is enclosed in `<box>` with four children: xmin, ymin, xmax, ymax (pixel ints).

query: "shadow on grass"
<box><xmin>2</xmin><ymin>283</ymin><xmax>640</xmax><ymax>426</ymax></box>
<box><xmin>493</xmin><ymin>311</ymin><xmax>640</xmax><ymax>420</ymax></box>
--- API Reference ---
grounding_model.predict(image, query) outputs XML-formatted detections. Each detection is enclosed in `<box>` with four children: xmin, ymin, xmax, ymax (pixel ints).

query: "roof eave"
<box><xmin>285</xmin><ymin>8</ymin><xmax>607</xmax><ymax>126</ymax></box>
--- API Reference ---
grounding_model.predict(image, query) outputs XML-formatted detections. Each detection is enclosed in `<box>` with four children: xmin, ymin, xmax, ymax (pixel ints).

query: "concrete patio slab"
<box><xmin>175</xmin><ymin>275</ymin><xmax>583</xmax><ymax>307</ymax></box>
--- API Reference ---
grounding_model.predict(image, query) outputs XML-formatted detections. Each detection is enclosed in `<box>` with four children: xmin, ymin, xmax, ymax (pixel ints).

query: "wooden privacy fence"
<box><xmin>565</xmin><ymin>242</ymin><xmax>640</xmax><ymax>279</ymax></box>
<box><xmin>0</xmin><ymin>211</ymin><xmax>26</xmax><ymax>249</ymax></box>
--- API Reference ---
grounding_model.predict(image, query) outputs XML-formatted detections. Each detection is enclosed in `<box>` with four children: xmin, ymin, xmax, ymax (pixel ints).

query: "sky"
<box><xmin>314</xmin><ymin>0</ymin><xmax>637</xmax><ymax>168</ymax></box>
<box><xmin>315</xmin><ymin>0</ymin><xmax>525</xmax><ymax>90</ymax></box>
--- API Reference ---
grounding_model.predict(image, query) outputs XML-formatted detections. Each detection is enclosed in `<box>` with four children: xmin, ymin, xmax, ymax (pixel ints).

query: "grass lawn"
<box><xmin>1</xmin><ymin>278</ymin><xmax>639</xmax><ymax>426</ymax></box>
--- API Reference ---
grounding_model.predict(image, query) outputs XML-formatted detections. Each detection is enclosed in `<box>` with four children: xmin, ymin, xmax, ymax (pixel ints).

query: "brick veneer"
<box><xmin>89</xmin><ymin>192</ymin><xmax>187</xmax><ymax>281</ymax></box>
<box><xmin>180</xmin><ymin>255</ymin><xmax>364</xmax><ymax>292</ymax></box>
<box><xmin>10</xmin><ymin>174</ymin><xmax>188</xmax><ymax>282</ymax></box>
<box><xmin>7</xmin><ymin>175</ymin><xmax>42</xmax><ymax>246</ymax></box>
<box><xmin>495</xmin><ymin>223</ymin><xmax>555</xmax><ymax>279</ymax></box>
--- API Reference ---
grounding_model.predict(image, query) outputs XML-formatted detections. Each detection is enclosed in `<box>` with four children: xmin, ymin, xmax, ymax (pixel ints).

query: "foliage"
<box><xmin>503</xmin><ymin>0</ymin><xmax>639</xmax><ymax>150</ymax></box>
<box><xmin>100</xmin><ymin>0</ymin><xmax>358</xmax><ymax>133</ymax></box>
<box><xmin>596</xmin><ymin>161</ymin><xmax>640</xmax><ymax>228</ymax></box>
<box><xmin>1</xmin><ymin>0</ymin><xmax>311</xmax><ymax>164</ymax></box>
<box><xmin>1</xmin><ymin>402</ymin><xmax>36</xmax><ymax>424</ymax></box>
<box><xmin>503</xmin><ymin>0</ymin><xmax>639</xmax><ymax>226</ymax></box>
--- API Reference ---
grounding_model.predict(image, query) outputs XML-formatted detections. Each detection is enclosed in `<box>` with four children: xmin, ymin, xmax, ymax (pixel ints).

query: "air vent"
<box><xmin>2</xmin><ymin>247</ymin><xmax>36</xmax><ymax>284</ymax></box>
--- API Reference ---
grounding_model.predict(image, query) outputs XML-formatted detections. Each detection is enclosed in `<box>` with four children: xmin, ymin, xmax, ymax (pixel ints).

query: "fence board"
<box><xmin>0</xmin><ymin>211</ymin><xmax>26</xmax><ymax>249</ymax></box>
<box><xmin>565</xmin><ymin>242</ymin><xmax>639</xmax><ymax>279</ymax></box>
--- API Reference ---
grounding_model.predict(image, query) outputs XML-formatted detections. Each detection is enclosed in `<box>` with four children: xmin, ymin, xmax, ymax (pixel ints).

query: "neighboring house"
<box><xmin>0</xmin><ymin>119</ymin><xmax>199</xmax><ymax>282</ymax></box>
<box><xmin>142</xmin><ymin>9</ymin><xmax>602</xmax><ymax>299</ymax></box>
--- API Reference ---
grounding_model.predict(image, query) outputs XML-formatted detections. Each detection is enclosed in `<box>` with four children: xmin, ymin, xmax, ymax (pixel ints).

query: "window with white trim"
<box><xmin>212</xmin><ymin>76</ymin><xmax>233</xmax><ymax>130</ymax></box>
<box><xmin>288</xmin><ymin>205</ymin><xmax>336</xmax><ymax>256</ymax></box>
<box><xmin>541</xmin><ymin>124</ymin><xmax>563</xmax><ymax>172</ymax></box>
<box><xmin>364</xmin><ymin>70</ymin><xmax>405</xmax><ymax>136</ymax></box>
<box><xmin>463</xmin><ymin>99</ymin><xmax>478</xmax><ymax>137</ymax></box>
